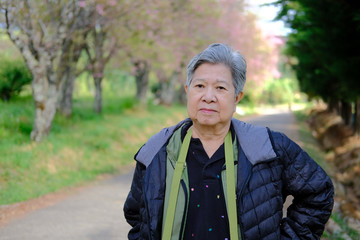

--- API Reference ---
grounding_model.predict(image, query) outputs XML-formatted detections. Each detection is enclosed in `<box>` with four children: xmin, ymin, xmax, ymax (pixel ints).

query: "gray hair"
<box><xmin>186</xmin><ymin>43</ymin><xmax>247</xmax><ymax>95</ymax></box>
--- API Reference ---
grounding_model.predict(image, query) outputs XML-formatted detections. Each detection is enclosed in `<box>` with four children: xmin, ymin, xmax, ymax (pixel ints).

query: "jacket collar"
<box><xmin>135</xmin><ymin>118</ymin><xmax>191</xmax><ymax>167</ymax></box>
<box><xmin>231</xmin><ymin>118</ymin><xmax>277</xmax><ymax>165</ymax></box>
<box><xmin>135</xmin><ymin>118</ymin><xmax>277</xmax><ymax>167</ymax></box>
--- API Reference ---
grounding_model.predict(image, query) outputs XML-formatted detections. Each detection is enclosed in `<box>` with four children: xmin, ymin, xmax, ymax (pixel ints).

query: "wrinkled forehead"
<box><xmin>191</xmin><ymin>62</ymin><xmax>234</xmax><ymax>85</ymax></box>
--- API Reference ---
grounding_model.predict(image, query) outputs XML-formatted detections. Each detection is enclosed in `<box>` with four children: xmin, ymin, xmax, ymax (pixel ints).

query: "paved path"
<box><xmin>243</xmin><ymin>110</ymin><xmax>302</xmax><ymax>145</ymax></box>
<box><xmin>0</xmin><ymin>173</ymin><xmax>134</xmax><ymax>240</ymax></box>
<box><xmin>0</xmin><ymin>110</ymin><xmax>300</xmax><ymax>240</ymax></box>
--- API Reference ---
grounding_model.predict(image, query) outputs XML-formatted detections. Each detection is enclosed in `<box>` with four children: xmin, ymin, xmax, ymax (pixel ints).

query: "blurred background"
<box><xmin>0</xmin><ymin>0</ymin><xmax>360</xmax><ymax>239</ymax></box>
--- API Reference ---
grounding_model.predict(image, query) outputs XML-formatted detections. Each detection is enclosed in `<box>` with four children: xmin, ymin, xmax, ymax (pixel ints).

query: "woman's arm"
<box><xmin>123</xmin><ymin>162</ymin><xmax>146</xmax><ymax>240</ymax></box>
<box><xmin>272</xmin><ymin>131</ymin><xmax>334</xmax><ymax>239</ymax></box>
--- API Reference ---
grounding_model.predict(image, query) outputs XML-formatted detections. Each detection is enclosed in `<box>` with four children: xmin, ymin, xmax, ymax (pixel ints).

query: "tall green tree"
<box><xmin>275</xmin><ymin>0</ymin><xmax>360</xmax><ymax>130</ymax></box>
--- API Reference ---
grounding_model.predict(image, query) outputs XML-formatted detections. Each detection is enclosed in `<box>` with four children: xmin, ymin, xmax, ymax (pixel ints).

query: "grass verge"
<box><xmin>0</xmin><ymin>96</ymin><xmax>187</xmax><ymax>205</ymax></box>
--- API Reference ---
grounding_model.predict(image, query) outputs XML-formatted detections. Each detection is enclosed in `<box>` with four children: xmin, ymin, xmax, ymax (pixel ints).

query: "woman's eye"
<box><xmin>217</xmin><ymin>86</ymin><xmax>226</xmax><ymax>90</ymax></box>
<box><xmin>195</xmin><ymin>84</ymin><xmax>204</xmax><ymax>88</ymax></box>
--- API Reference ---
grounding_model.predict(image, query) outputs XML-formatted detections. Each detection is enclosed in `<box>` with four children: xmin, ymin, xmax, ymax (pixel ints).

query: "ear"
<box><xmin>235</xmin><ymin>92</ymin><xmax>244</xmax><ymax>104</ymax></box>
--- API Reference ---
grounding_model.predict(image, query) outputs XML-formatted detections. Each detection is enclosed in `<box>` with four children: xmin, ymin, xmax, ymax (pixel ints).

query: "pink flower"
<box><xmin>108</xmin><ymin>0</ymin><xmax>117</xmax><ymax>6</ymax></box>
<box><xmin>96</xmin><ymin>4</ymin><xmax>105</xmax><ymax>15</ymax></box>
<box><xmin>272</xmin><ymin>68</ymin><xmax>281</xmax><ymax>79</ymax></box>
<box><xmin>78</xmin><ymin>0</ymin><xmax>86</xmax><ymax>7</ymax></box>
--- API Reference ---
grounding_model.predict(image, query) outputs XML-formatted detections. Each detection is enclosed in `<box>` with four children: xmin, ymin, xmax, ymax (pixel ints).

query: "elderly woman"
<box><xmin>124</xmin><ymin>43</ymin><xmax>334</xmax><ymax>240</ymax></box>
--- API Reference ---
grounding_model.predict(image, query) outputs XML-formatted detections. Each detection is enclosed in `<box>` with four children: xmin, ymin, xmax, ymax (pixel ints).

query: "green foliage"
<box><xmin>262</xmin><ymin>78</ymin><xmax>299</xmax><ymax>105</ymax></box>
<box><xmin>275</xmin><ymin>0</ymin><xmax>360</xmax><ymax>103</ymax></box>
<box><xmin>0</xmin><ymin>57</ymin><xmax>32</xmax><ymax>101</ymax></box>
<box><xmin>73</xmin><ymin>69</ymin><xmax>136</xmax><ymax>99</ymax></box>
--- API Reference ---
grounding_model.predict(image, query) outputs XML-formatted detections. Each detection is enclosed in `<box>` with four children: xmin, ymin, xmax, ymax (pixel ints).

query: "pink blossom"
<box><xmin>272</xmin><ymin>68</ymin><xmax>281</xmax><ymax>79</ymax></box>
<box><xmin>96</xmin><ymin>4</ymin><xmax>105</xmax><ymax>15</ymax></box>
<box><xmin>108</xmin><ymin>0</ymin><xmax>117</xmax><ymax>6</ymax></box>
<box><xmin>78</xmin><ymin>0</ymin><xmax>86</xmax><ymax>7</ymax></box>
<box><xmin>147</xmin><ymin>31</ymin><xmax>154</xmax><ymax>39</ymax></box>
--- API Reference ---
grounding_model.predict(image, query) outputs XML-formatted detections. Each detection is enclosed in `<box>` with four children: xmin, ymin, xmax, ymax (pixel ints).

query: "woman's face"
<box><xmin>185</xmin><ymin>63</ymin><xmax>243</xmax><ymax>130</ymax></box>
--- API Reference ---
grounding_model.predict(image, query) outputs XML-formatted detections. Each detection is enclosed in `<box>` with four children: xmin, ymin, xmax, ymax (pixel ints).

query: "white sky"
<box><xmin>247</xmin><ymin>0</ymin><xmax>290</xmax><ymax>36</ymax></box>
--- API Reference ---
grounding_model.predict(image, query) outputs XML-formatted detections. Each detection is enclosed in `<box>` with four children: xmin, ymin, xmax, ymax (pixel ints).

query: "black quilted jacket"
<box><xmin>124</xmin><ymin>118</ymin><xmax>334</xmax><ymax>239</ymax></box>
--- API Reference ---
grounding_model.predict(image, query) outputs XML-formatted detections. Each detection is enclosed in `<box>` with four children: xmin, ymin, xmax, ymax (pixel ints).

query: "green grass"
<box><xmin>0</xmin><ymin>95</ymin><xmax>187</xmax><ymax>205</ymax></box>
<box><xmin>294</xmin><ymin>109</ymin><xmax>360</xmax><ymax>239</ymax></box>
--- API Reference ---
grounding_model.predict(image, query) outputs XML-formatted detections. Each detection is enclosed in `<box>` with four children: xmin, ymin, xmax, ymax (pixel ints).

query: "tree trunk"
<box><xmin>328</xmin><ymin>98</ymin><xmax>340</xmax><ymax>114</ymax></box>
<box><xmin>159</xmin><ymin>70</ymin><xmax>179</xmax><ymax>106</ymax></box>
<box><xmin>134</xmin><ymin>60</ymin><xmax>150</xmax><ymax>105</ymax></box>
<box><xmin>58</xmin><ymin>41</ymin><xmax>83</xmax><ymax>117</ymax></box>
<box><xmin>341</xmin><ymin>100</ymin><xmax>352</xmax><ymax>126</ymax></box>
<box><xmin>355</xmin><ymin>98</ymin><xmax>360</xmax><ymax>136</ymax></box>
<box><xmin>91</xmin><ymin>61</ymin><xmax>105</xmax><ymax>114</ymax></box>
<box><xmin>30</xmin><ymin>68</ymin><xmax>59</xmax><ymax>142</ymax></box>
<box><xmin>94</xmin><ymin>76</ymin><xmax>102</xmax><ymax>113</ymax></box>
<box><xmin>58</xmin><ymin>68</ymin><xmax>75</xmax><ymax>117</ymax></box>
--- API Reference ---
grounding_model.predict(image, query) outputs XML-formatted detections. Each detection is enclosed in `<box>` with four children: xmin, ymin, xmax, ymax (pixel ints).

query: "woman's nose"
<box><xmin>202</xmin><ymin>87</ymin><xmax>216</xmax><ymax>102</ymax></box>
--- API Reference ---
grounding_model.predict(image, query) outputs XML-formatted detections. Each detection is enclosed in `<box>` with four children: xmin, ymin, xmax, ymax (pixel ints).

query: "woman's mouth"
<box><xmin>200</xmin><ymin>108</ymin><xmax>216</xmax><ymax>114</ymax></box>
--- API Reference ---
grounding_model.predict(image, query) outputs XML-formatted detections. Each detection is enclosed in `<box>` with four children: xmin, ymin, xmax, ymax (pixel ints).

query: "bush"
<box><xmin>262</xmin><ymin>78</ymin><xmax>297</xmax><ymax>105</ymax></box>
<box><xmin>0</xmin><ymin>57</ymin><xmax>32</xmax><ymax>101</ymax></box>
